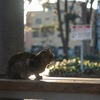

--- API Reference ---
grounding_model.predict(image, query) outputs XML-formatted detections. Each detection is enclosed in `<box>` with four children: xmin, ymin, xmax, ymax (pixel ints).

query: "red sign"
<box><xmin>71</xmin><ymin>25</ymin><xmax>92</xmax><ymax>40</ymax></box>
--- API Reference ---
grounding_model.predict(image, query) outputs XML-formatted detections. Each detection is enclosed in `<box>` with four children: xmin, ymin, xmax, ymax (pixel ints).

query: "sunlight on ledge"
<box><xmin>29</xmin><ymin>68</ymin><xmax>49</xmax><ymax>80</ymax></box>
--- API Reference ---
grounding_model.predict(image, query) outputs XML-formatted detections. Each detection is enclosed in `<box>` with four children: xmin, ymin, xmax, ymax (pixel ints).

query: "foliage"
<box><xmin>27</xmin><ymin>0</ymin><xmax>32</xmax><ymax>3</ymax></box>
<box><xmin>55</xmin><ymin>22</ymin><xmax>64</xmax><ymax>31</ymax></box>
<box><xmin>24</xmin><ymin>26</ymin><xmax>32</xmax><ymax>32</ymax></box>
<box><xmin>84</xmin><ymin>54</ymin><xmax>100</xmax><ymax>62</ymax></box>
<box><xmin>24</xmin><ymin>0</ymin><xmax>32</xmax><ymax>10</ymax></box>
<box><xmin>53</xmin><ymin>10</ymin><xmax>58</xmax><ymax>15</ymax></box>
<box><xmin>48</xmin><ymin>58</ymin><xmax>100</xmax><ymax>77</ymax></box>
<box><xmin>40</xmin><ymin>0</ymin><xmax>79</xmax><ymax>59</ymax></box>
<box><xmin>42</xmin><ymin>1</ymin><xmax>51</xmax><ymax>8</ymax></box>
<box><xmin>64</xmin><ymin>12</ymin><xmax>79</xmax><ymax>22</ymax></box>
<box><xmin>39</xmin><ymin>24</ymin><xmax>55</xmax><ymax>33</ymax></box>
<box><xmin>27</xmin><ymin>12</ymin><xmax>35</xmax><ymax>17</ymax></box>
<box><xmin>24</xmin><ymin>0</ymin><xmax>32</xmax><ymax>4</ymax></box>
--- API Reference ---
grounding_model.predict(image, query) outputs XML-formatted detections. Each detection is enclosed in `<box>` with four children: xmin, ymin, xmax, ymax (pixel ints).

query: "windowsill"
<box><xmin>0</xmin><ymin>77</ymin><xmax>100</xmax><ymax>94</ymax></box>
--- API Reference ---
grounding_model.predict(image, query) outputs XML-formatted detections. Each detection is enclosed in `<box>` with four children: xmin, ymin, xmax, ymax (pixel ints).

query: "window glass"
<box><xmin>58</xmin><ymin>34</ymin><xmax>61</xmax><ymax>37</ymax></box>
<box><xmin>33</xmin><ymin>31</ymin><xmax>39</xmax><ymax>37</ymax></box>
<box><xmin>45</xmin><ymin>18</ymin><xmax>50</xmax><ymax>21</ymax></box>
<box><xmin>60</xmin><ymin>10</ymin><xmax>64</xmax><ymax>14</ymax></box>
<box><xmin>42</xmin><ymin>33</ymin><xmax>46</xmax><ymax>37</ymax></box>
<box><xmin>35</xmin><ymin>19</ymin><xmax>41</xmax><ymax>24</ymax></box>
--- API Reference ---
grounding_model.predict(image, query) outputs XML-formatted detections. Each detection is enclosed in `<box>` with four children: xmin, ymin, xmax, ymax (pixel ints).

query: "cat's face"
<box><xmin>39</xmin><ymin>48</ymin><xmax>55</xmax><ymax>63</ymax></box>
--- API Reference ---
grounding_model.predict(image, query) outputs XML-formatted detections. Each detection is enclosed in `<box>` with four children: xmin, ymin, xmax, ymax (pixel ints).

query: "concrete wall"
<box><xmin>0</xmin><ymin>0</ymin><xmax>24</xmax><ymax>75</ymax></box>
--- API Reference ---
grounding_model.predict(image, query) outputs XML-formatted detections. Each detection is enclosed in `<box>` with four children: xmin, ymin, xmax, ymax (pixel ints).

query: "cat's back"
<box><xmin>8</xmin><ymin>52</ymin><xmax>36</xmax><ymax>66</ymax></box>
<box><xmin>18</xmin><ymin>52</ymin><xmax>35</xmax><ymax>59</ymax></box>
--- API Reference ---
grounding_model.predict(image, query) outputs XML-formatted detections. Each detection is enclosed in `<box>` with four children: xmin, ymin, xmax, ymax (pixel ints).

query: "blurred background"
<box><xmin>24</xmin><ymin>0</ymin><xmax>99</xmax><ymax>60</ymax></box>
<box><xmin>24</xmin><ymin>0</ymin><xmax>100</xmax><ymax>77</ymax></box>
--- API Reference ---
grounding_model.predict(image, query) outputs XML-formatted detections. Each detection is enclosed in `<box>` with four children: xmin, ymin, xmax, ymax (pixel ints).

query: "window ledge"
<box><xmin>0</xmin><ymin>77</ymin><xmax>100</xmax><ymax>94</ymax></box>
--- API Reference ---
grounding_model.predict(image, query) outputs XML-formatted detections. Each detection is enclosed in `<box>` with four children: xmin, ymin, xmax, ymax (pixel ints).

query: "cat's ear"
<box><xmin>46</xmin><ymin>48</ymin><xmax>50</xmax><ymax>52</ymax></box>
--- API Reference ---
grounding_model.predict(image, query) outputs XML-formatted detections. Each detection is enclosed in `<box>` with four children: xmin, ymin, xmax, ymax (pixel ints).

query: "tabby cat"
<box><xmin>7</xmin><ymin>48</ymin><xmax>54</xmax><ymax>79</ymax></box>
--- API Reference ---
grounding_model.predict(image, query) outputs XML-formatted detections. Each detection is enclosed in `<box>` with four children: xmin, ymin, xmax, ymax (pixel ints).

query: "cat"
<box><xmin>7</xmin><ymin>48</ymin><xmax>54</xmax><ymax>80</ymax></box>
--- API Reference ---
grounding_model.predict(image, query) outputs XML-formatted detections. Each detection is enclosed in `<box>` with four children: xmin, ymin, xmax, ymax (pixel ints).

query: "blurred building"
<box><xmin>25</xmin><ymin>1</ymin><xmax>95</xmax><ymax>51</ymax></box>
<box><xmin>96</xmin><ymin>0</ymin><xmax>100</xmax><ymax>53</ymax></box>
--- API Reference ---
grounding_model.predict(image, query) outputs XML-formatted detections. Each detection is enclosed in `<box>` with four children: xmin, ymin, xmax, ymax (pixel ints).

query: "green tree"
<box><xmin>24</xmin><ymin>0</ymin><xmax>32</xmax><ymax>10</ymax></box>
<box><xmin>38</xmin><ymin>0</ymin><xmax>96</xmax><ymax>58</ymax></box>
<box><xmin>24</xmin><ymin>0</ymin><xmax>33</xmax><ymax>31</ymax></box>
<box><xmin>41</xmin><ymin>0</ymin><xmax>77</xmax><ymax>59</ymax></box>
<box><xmin>64</xmin><ymin>0</ymin><xmax>78</xmax><ymax>59</ymax></box>
<box><xmin>39</xmin><ymin>24</ymin><xmax>55</xmax><ymax>46</ymax></box>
